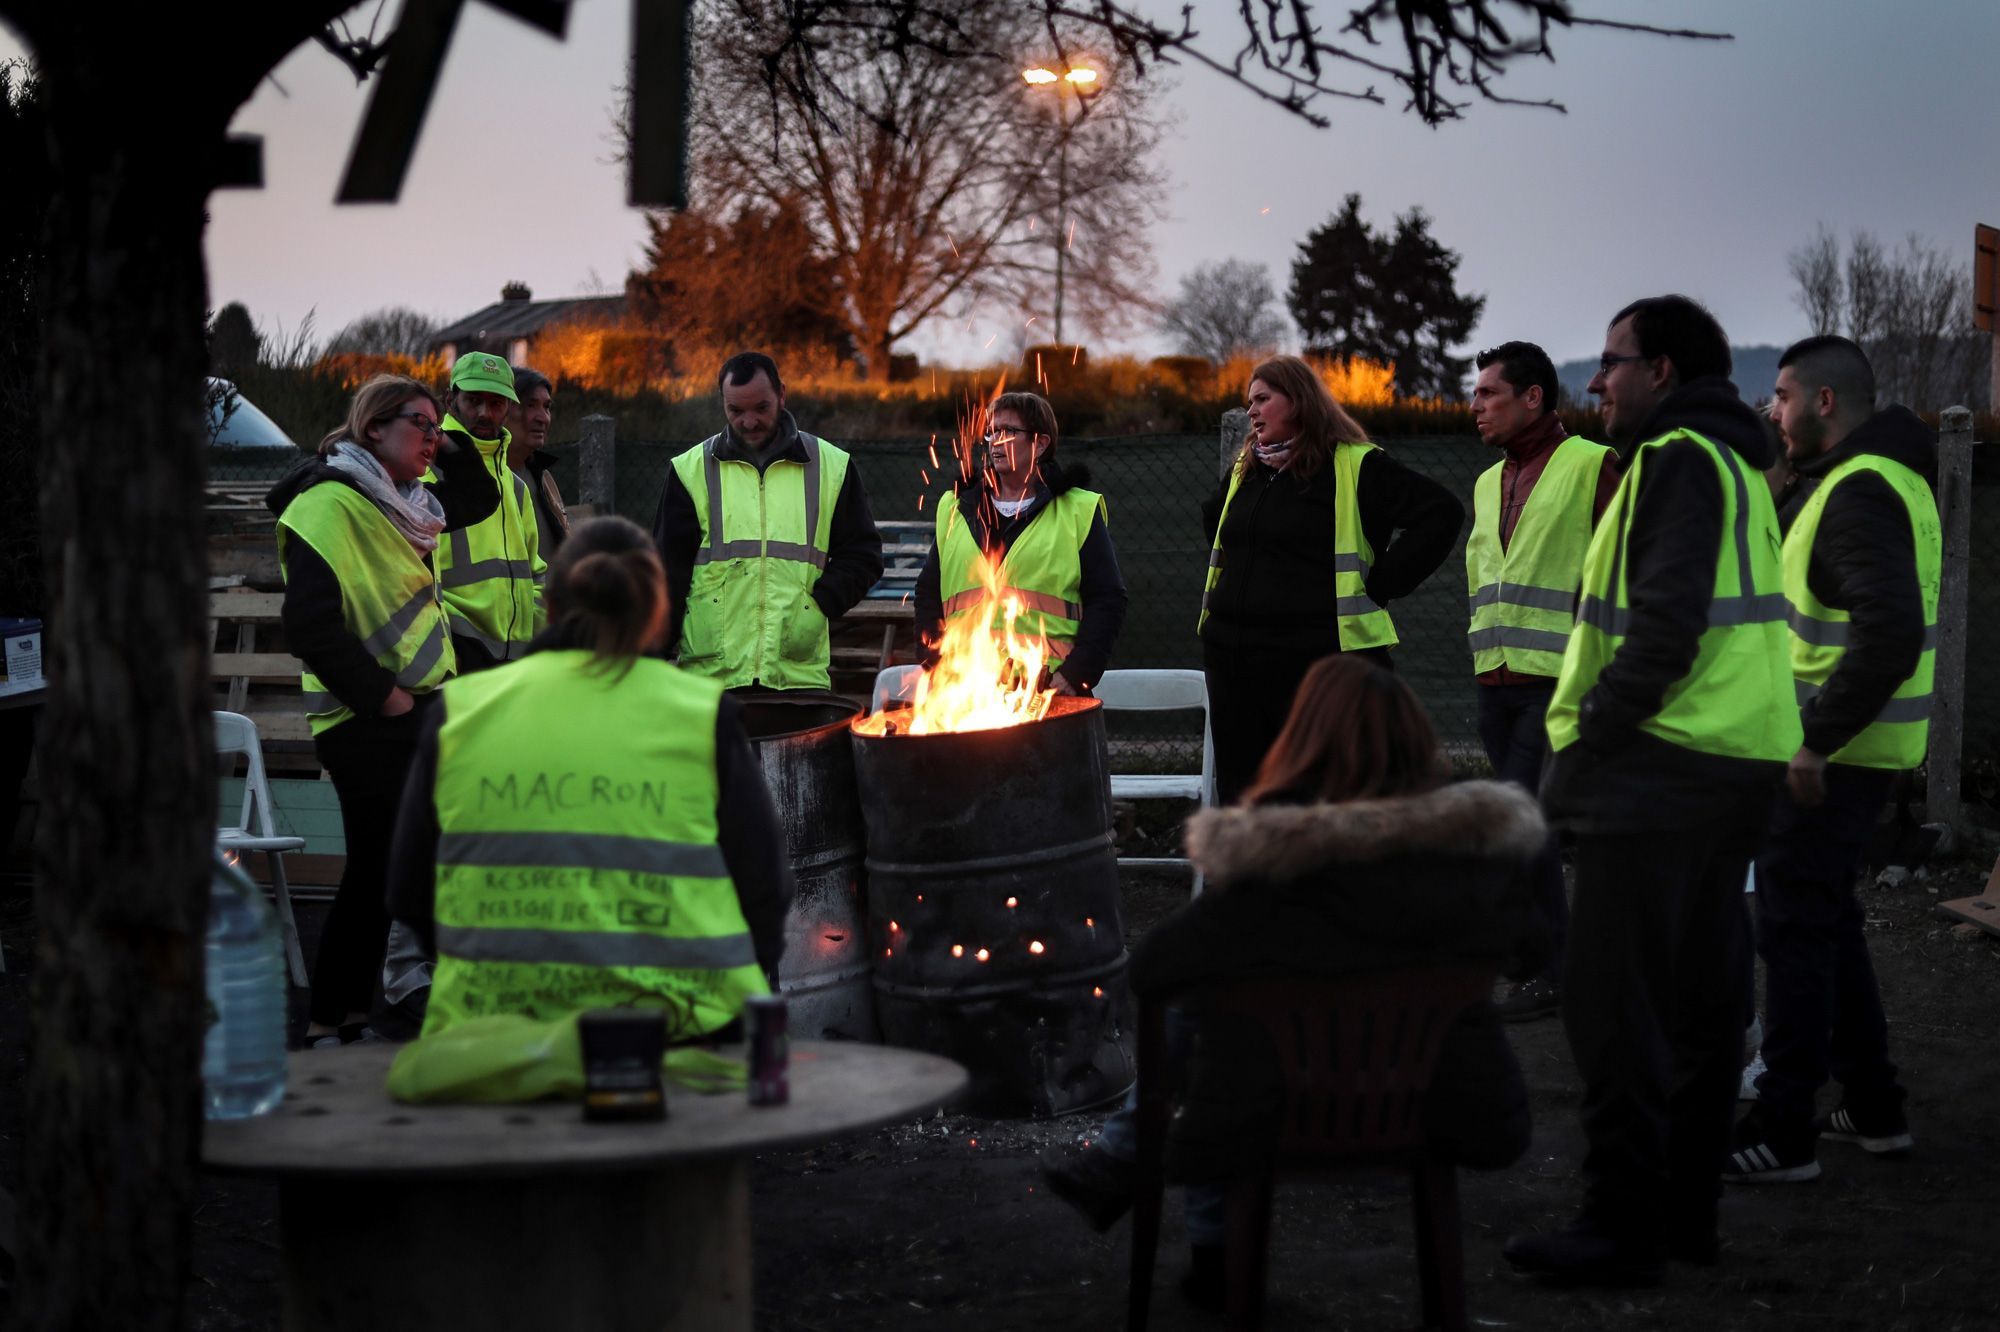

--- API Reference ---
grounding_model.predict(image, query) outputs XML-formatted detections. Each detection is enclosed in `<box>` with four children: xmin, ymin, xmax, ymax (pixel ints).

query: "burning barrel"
<box><xmin>852</xmin><ymin>696</ymin><xmax>1131</xmax><ymax>1116</ymax></box>
<box><xmin>738</xmin><ymin>696</ymin><xmax>876</xmax><ymax>1043</ymax></box>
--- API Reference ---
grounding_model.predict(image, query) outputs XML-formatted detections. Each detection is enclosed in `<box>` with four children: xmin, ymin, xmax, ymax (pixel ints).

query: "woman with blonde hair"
<box><xmin>1197</xmin><ymin>354</ymin><xmax>1463</xmax><ymax>803</ymax></box>
<box><xmin>265</xmin><ymin>373</ymin><xmax>499</xmax><ymax>1046</ymax></box>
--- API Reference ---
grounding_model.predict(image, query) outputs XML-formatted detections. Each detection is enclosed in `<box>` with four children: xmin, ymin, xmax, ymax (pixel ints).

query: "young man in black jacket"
<box><xmin>1506</xmin><ymin>296</ymin><xmax>1796</xmax><ymax>1286</ymax></box>
<box><xmin>1723</xmin><ymin>337</ymin><xmax>1935</xmax><ymax>1183</ymax></box>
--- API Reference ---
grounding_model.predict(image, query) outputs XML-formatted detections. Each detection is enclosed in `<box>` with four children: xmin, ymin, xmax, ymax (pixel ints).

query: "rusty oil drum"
<box><xmin>738</xmin><ymin>695</ymin><xmax>876</xmax><ymax>1042</ymax></box>
<box><xmin>852</xmin><ymin>696</ymin><xmax>1131</xmax><ymax>1116</ymax></box>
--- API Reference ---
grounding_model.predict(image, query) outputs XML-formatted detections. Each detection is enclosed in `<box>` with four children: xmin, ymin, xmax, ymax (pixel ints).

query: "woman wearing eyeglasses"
<box><xmin>265</xmin><ymin>373</ymin><xmax>499</xmax><ymax>1046</ymax></box>
<box><xmin>914</xmin><ymin>391</ymin><xmax>1128</xmax><ymax>692</ymax></box>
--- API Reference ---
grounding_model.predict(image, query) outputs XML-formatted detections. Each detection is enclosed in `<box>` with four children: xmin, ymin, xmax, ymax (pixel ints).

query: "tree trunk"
<box><xmin>13</xmin><ymin>71</ymin><xmax>222</xmax><ymax>1332</ymax></box>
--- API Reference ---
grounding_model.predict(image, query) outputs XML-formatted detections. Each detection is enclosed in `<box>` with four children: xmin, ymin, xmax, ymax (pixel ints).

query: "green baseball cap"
<box><xmin>449</xmin><ymin>352</ymin><xmax>519</xmax><ymax>403</ymax></box>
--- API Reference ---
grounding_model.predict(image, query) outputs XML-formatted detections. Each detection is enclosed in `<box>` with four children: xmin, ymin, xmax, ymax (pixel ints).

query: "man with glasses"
<box><xmin>652</xmin><ymin>352</ymin><xmax>883</xmax><ymax>692</ymax></box>
<box><xmin>1505</xmin><ymin>296</ymin><xmax>1799</xmax><ymax>1285</ymax></box>
<box><xmin>434</xmin><ymin>353</ymin><xmax>546</xmax><ymax>671</ymax></box>
<box><xmin>1465</xmin><ymin>341</ymin><xmax>1619</xmax><ymax>1023</ymax></box>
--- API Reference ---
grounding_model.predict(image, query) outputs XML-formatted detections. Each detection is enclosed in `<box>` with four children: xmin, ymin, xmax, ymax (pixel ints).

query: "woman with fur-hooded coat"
<box><xmin>1130</xmin><ymin>658</ymin><xmax>1548</xmax><ymax>1182</ymax></box>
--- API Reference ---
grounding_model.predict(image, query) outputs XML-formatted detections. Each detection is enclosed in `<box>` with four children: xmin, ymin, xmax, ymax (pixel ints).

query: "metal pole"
<box><xmin>1927</xmin><ymin>405</ymin><xmax>1974</xmax><ymax>833</ymax></box>
<box><xmin>1053</xmin><ymin>93</ymin><xmax>1069</xmax><ymax>347</ymax></box>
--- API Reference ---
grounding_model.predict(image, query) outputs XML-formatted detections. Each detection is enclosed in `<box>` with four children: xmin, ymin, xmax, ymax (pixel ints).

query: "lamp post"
<box><xmin>1020</xmin><ymin>63</ymin><xmax>1100</xmax><ymax>346</ymax></box>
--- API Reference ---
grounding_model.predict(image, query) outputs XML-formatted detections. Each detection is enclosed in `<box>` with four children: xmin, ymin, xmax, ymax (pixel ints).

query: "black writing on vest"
<box><xmin>476</xmin><ymin>772</ymin><xmax>670</xmax><ymax>817</ymax></box>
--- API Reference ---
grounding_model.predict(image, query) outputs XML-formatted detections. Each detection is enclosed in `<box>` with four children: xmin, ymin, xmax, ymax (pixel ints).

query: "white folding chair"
<box><xmin>870</xmin><ymin>663</ymin><xmax>924</xmax><ymax>714</ymax></box>
<box><xmin>1093</xmin><ymin>669</ymin><xmax>1216</xmax><ymax>897</ymax></box>
<box><xmin>213</xmin><ymin>710</ymin><xmax>309</xmax><ymax>986</ymax></box>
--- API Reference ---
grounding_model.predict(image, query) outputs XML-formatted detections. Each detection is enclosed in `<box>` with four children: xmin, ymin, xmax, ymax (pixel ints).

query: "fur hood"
<box><xmin>1186</xmin><ymin>781</ymin><xmax>1546</xmax><ymax>888</ymax></box>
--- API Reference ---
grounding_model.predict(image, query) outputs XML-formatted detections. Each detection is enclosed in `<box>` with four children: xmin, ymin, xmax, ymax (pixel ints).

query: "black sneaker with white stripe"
<box><xmin>1815</xmin><ymin>1103</ymin><xmax>1914</xmax><ymax>1155</ymax></box>
<box><xmin>1722</xmin><ymin>1112</ymin><xmax>1820</xmax><ymax>1184</ymax></box>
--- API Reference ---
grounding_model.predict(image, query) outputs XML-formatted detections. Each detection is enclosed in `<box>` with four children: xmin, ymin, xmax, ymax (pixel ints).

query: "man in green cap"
<box><xmin>435</xmin><ymin>351</ymin><xmax>545</xmax><ymax>671</ymax></box>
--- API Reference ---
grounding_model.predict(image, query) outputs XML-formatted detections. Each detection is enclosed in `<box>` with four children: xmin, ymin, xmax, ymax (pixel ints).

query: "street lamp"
<box><xmin>1020</xmin><ymin>62</ymin><xmax>1102</xmax><ymax>345</ymax></box>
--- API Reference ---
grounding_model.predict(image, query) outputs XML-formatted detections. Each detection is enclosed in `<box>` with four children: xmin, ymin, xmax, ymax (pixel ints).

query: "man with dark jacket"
<box><xmin>1505</xmin><ymin>296</ymin><xmax>1801</xmax><ymax>1285</ymax></box>
<box><xmin>1466</xmin><ymin>340</ymin><xmax>1621</xmax><ymax>1021</ymax></box>
<box><xmin>652</xmin><ymin>353</ymin><xmax>884</xmax><ymax>692</ymax></box>
<box><xmin>1722</xmin><ymin>336</ymin><xmax>1936</xmax><ymax>1183</ymax></box>
<box><xmin>506</xmin><ymin>366</ymin><xmax>569</xmax><ymax>564</ymax></box>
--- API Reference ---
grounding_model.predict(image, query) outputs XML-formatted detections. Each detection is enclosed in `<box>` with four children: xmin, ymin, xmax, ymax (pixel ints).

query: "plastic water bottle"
<box><xmin>204</xmin><ymin>848</ymin><xmax>288</xmax><ymax>1119</ymax></box>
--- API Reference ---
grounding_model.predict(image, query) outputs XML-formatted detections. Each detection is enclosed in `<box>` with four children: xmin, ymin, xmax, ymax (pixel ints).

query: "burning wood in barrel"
<box><xmin>851</xmin><ymin>540</ymin><xmax>1131</xmax><ymax>1115</ymax></box>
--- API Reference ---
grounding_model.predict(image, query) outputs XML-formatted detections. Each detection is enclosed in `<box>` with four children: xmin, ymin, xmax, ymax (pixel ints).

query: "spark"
<box><xmin>975</xmin><ymin>948</ymin><xmax>990</xmax><ymax>962</ymax></box>
<box><xmin>1066</xmin><ymin>218</ymin><xmax>1076</xmax><ymax>250</ymax></box>
<box><xmin>1024</xmin><ymin>316</ymin><xmax>1038</xmax><ymax>329</ymax></box>
<box><xmin>947</xmin><ymin>231</ymin><xmax>960</xmax><ymax>259</ymax></box>
<box><xmin>1092</xmin><ymin>986</ymin><xmax>1104</xmax><ymax>998</ymax></box>
<box><xmin>951</xmin><ymin>944</ymin><xmax>964</xmax><ymax>958</ymax></box>
<box><xmin>1028</xmin><ymin>217</ymin><xmax>1037</xmax><ymax>234</ymax></box>
<box><xmin>1029</xmin><ymin>940</ymin><xmax>1045</xmax><ymax>955</ymax></box>
<box><xmin>984</xmin><ymin>334</ymin><xmax>998</xmax><ymax>350</ymax></box>
<box><xmin>1072</xmin><ymin>345</ymin><xmax>1081</xmax><ymax>365</ymax></box>
<box><xmin>928</xmin><ymin>441</ymin><xmax>940</xmax><ymax>469</ymax></box>
<box><xmin>1260</xmin><ymin>206</ymin><xmax>1271</xmax><ymax>216</ymax></box>
<box><xmin>1085</xmin><ymin>917</ymin><xmax>1094</xmax><ymax>928</ymax></box>
<box><xmin>1005</xmin><ymin>897</ymin><xmax>1018</xmax><ymax>908</ymax></box>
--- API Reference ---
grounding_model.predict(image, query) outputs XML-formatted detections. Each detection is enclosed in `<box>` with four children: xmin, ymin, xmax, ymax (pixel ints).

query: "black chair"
<box><xmin>1127</xmin><ymin>965</ymin><xmax>1497</xmax><ymax>1331</ymax></box>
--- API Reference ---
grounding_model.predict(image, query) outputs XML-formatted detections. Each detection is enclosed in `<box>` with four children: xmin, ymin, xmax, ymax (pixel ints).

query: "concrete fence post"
<box><xmin>578</xmin><ymin>414</ymin><xmax>617</xmax><ymax>516</ymax></box>
<box><xmin>1928</xmin><ymin>406</ymin><xmax>1975</xmax><ymax>833</ymax></box>
<box><xmin>1218</xmin><ymin>409</ymin><xmax>1250</xmax><ymax>478</ymax></box>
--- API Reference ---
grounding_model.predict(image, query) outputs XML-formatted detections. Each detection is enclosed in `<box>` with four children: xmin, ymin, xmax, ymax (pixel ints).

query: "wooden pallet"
<box><xmin>209</xmin><ymin>590</ymin><xmax>313</xmax><ymax>749</ymax></box>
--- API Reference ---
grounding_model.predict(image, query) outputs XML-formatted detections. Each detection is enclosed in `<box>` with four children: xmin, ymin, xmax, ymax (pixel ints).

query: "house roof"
<box><xmin>431</xmin><ymin>294</ymin><xmax>626</xmax><ymax>347</ymax></box>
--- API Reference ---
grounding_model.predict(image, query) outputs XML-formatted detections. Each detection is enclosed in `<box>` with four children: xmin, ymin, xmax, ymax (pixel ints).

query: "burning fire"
<box><xmin>852</xmin><ymin>546</ymin><xmax>1057</xmax><ymax>736</ymax></box>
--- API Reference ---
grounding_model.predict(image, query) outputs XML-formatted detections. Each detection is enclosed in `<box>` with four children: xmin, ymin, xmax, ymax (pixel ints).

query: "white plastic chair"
<box><xmin>870</xmin><ymin>663</ymin><xmax>924</xmax><ymax>714</ymax></box>
<box><xmin>213</xmin><ymin>711</ymin><xmax>309</xmax><ymax>986</ymax></box>
<box><xmin>1093</xmin><ymin>669</ymin><xmax>1216</xmax><ymax>897</ymax></box>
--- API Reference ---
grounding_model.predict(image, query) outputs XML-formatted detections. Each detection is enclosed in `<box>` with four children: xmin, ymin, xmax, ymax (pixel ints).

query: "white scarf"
<box><xmin>1253</xmin><ymin>435</ymin><xmax>1297</xmax><ymax>470</ymax></box>
<box><xmin>325</xmin><ymin>441</ymin><xmax>447</xmax><ymax>553</ymax></box>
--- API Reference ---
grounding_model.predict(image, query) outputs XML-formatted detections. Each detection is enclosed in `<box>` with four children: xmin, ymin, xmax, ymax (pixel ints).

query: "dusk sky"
<box><xmin>7</xmin><ymin>0</ymin><xmax>1999</xmax><ymax>376</ymax></box>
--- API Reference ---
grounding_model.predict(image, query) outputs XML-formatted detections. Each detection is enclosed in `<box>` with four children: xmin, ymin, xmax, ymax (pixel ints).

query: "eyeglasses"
<box><xmin>982</xmin><ymin>426</ymin><xmax>1037</xmax><ymax>445</ymax></box>
<box><xmin>1596</xmin><ymin>352</ymin><xmax>1650</xmax><ymax>374</ymax></box>
<box><xmin>395</xmin><ymin>412</ymin><xmax>442</xmax><ymax>438</ymax></box>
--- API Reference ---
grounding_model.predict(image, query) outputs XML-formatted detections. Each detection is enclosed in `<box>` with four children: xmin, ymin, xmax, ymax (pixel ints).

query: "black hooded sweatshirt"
<box><xmin>1774</xmin><ymin>405</ymin><xmax>1937</xmax><ymax>760</ymax></box>
<box><xmin>911</xmin><ymin>461</ymin><xmax>1129</xmax><ymax>689</ymax></box>
<box><xmin>265</xmin><ymin>442</ymin><xmax>500</xmax><ymax>719</ymax></box>
<box><xmin>1540</xmin><ymin>377</ymin><xmax>1785</xmax><ymax>833</ymax></box>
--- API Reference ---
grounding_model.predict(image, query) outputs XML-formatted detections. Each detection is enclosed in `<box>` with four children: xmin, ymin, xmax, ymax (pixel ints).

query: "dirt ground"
<box><xmin>2</xmin><ymin>842</ymin><xmax>1999</xmax><ymax>1330</ymax></box>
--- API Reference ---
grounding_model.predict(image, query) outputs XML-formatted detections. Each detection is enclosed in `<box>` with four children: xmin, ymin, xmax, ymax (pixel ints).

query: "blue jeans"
<box><xmin>1096</xmin><ymin>1009</ymin><xmax>1225</xmax><ymax>1247</ymax></box>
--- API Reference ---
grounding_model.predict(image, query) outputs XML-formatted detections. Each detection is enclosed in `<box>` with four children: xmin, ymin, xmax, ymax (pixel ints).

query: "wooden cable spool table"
<box><xmin>203</xmin><ymin>1040</ymin><xmax>966</xmax><ymax>1331</ymax></box>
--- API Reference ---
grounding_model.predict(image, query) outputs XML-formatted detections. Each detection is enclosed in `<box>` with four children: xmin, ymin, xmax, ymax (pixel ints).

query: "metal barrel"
<box><xmin>738</xmin><ymin>695</ymin><xmax>876</xmax><ymax>1043</ymax></box>
<box><xmin>852</xmin><ymin>696</ymin><xmax>1132</xmax><ymax>1116</ymax></box>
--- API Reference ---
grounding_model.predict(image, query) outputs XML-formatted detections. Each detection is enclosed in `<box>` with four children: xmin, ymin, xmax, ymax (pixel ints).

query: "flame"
<box><xmin>853</xmin><ymin>547</ymin><xmax>1056</xmax><ymax>736</ymax></box>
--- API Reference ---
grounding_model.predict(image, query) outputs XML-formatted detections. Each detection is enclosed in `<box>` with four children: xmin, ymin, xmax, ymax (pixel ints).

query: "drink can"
<box><xmin>746</xmin><ymin>994</ymin><xmax>790</xmax><ymax>1106</ymax></box>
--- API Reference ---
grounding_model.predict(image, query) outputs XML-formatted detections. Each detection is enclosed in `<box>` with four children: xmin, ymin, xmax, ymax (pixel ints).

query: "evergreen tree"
<box><xmin>1287</xmin><ymin>194</ymin><xmax>1484</xmax><ymax>399</ymax></box>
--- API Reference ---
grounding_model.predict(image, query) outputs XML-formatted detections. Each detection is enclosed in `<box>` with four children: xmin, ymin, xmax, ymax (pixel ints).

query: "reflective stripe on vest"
<box><xmin>278</xmin><ymin>481</ymin><xmax>456</xmax><ymax>735</ymax></box>
<box><xmin>1197</xmin><ymin>441</ymin><xmax>1397</xmax><ymax>650</ymax></box>
<box><xmin>422</xmin><ymin>652</ymin><xmax>767</xmax><ymax>1040</ymax></box>
<box><xmin>1465</xmin><ymin>436</ymin><xmax>1610</xmax><ymax>676</ymax></box>
<box><xmin>1546</xmin><ymin>428</ymin><xmax>1801</xmax><ymax>762</ymax></box>
<box><xmin>430</xmin><ymin>424</ymin><xmax>546</xmax><ymax>660</ymax></box>
<box><xmin>935</xmin><ymin>488</ymin><xmax>1100</xmax><ymax>665</ymax></box>
<box><xmin>672</xmin><ymin>433</ymin><xmax>850</xmax><ymax>689</ymax></box>
<box><xmin>1782</xmin><ymin>454</ymin><xmax>1941</xmax><ymax>769</ymax></box>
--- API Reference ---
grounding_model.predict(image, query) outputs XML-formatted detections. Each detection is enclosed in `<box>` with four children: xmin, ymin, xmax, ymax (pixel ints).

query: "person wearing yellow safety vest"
<box><xmin>1465</xmin><ymin>340</ymin><xmax>1622</xmax><ymax>1024</ymax></box>
<box><xmin>914</xmin><ymin>391</ymin><xmax>1128</xmax><ymax>692</ymax></box>
<box><xmin>1199</xmin><ymin>354</ymin><xmax>1463</xmax><ymax>804</ymax></box>
<box><xmin>652</xmin><ymin>352</ymin><xmax>884</xmax><ymax>692</ymax></box>
<box><xmin>265</xmin><ymin>374</ymin><xmax>499</xmax><ymax>1046</ymax></box>
<box><xmin>433</xmin><ymin>352</ymin><xmax>546</xmax><ymax>672</ymax></box>
<box><xmin>1722</xmin><ymin>337</ymin><xmax>1937</xmax><ymax>1186</ymax></box>
<box><xmin>1505</xmin><ymin>297</ymin><xmax>1801</xmax><ymax>1287</ymax></box>
<box><xmin>383</xmin><ymin>515</ymin><xmax>794</xmax><ymax>1045</ymax></box>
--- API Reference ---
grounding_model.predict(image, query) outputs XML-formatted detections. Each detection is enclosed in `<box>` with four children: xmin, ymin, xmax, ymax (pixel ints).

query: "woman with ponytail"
<box><xmin>383</xmin><ymin>516</ymin><xmax>794</xmax><ymax>1043</ymax></box>
<box><xmin>266</xmin><ymin>374</ymin><xmax>501</xmax><ymax>1047</ymax></box>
